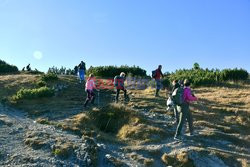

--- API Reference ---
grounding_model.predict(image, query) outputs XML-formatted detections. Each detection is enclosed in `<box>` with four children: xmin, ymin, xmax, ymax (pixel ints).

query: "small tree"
<box><xmin>193</xmin><ymin>63</ymin><xmax>200</xmax><ymax>70</ymax></box>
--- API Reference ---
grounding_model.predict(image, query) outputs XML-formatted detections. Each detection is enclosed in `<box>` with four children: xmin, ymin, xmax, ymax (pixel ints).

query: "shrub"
<box><xmin>87</xmin><ymin>65</ymin><xmax>147</xmax><ymax>78</ymax></box>
<box><xmin>22</xmin><ymin>69</ymin><xmax>44</xmax><ymax>75</ymax></box>
<box><xmin>41</xmin><ymin>73</ymin><xmax>58</xmax><ymax>82</ymax></box>
<box><xmin>36</xmin><ymin>80</ymin><xmax>47</xmax><ymax>87</ymax></box>
<box><xmin>13</xmin><ymin>87</ymin><xmax>54</xmax><ymax>100</ymax></box>
<box><xmin>48</xmin><ymin>66</ymin><xmax>75</xmax><ymax>75</ymax></box>
<box><xmin>0</xmin><ymin>59</ymin><xmax>18</xmax><ymax>74</ymax></box>
<box><xmin>221</xmin><ymin>68</ymin><xmax>248</xmax><ymax>81</ymax></box>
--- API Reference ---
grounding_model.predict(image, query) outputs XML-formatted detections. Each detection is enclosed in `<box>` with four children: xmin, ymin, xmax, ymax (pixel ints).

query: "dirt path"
<box><xmin>0</xmin><ymin>104</ymin><xmax>93</xmax><ymax>167</ymax></box>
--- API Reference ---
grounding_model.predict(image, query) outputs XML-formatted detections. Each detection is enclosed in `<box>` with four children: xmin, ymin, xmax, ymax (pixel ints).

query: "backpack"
<box><xmin>172</xmin><ymin>87</ymin><xmax>184</xmax><ymax>105</ymax></box>
<box><xmin>114</xmin><ymin>76</ymin><xmax>123</xmax><ymax>87</ymax></box>
<box><xmin>152</xmin><ymin>70</ymin><xmax>157</xmax><ymax>78</ymax></box>
<box><xmin>79</xmin><ymin>62</ymin><xmax>86</xmax><ymax>70</ymax></box>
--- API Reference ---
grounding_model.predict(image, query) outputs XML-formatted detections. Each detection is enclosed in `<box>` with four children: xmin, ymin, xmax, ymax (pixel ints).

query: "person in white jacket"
<box><xmin>84</xmin><ymin>74</ymin><xmax>97</xmax><ymax>107</ymax></box>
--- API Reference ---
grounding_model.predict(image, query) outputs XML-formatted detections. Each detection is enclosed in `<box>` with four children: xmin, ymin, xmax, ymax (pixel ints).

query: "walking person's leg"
<box><xmin>115</xmin><ymin>89</ymin><xmax>120</xmax><ymax>103</ymax></box>
<box><xmin>185</xmin><ymin>105</ymin><xmax>194</xmax><ymax>135</ymax></box>
<box><xmin>174</xmin><ymin>105</ymin><xmax>187</xmax><ymax>139</ymax></box>
<box><xmin>82</xmin><ymin>70</ymin><xmax>85</xmax><ymax>83</ymax></box>
<box><xmin>84</xmin><ymin>90</ymin><xmax>91</xmax><ymax>107</ymax></box>
<box><xmin>79</xmin><ymin>70</ymin><xmax>83</xmax><ymax>83</ymax></box>
<box><xmin>155</xmin><ymin>79</ymin><xmax>161</xmax><ymax>97</ymax></box>
<box><xmin>121</xmin><ymin>87</ymin><xmax>127</xmax><ymax>100</ymax></box>
<box><xmin>174</xmin><ymin>105</ymin><xmax>179</xmax><ymax>124</ymax></box>
<box><xmin>90</xmin><ymin>91</ymin><xmax>96</xmax><ymax>104</ymax></box>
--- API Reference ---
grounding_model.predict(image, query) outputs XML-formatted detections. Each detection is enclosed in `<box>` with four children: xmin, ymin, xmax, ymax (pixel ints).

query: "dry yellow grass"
<box><xmin>117</xmin><ymin>123</ymin><xmax>166</xmax><ymax>145</ymax></box>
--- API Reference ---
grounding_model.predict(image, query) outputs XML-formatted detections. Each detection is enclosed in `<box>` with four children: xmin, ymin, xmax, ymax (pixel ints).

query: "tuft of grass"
<box><xmin>161</xmin><ymin>152</ymin><xmax>194</xmax><ymax>167</ymax></box>
<box><xmin>40</xmin><ymin>73</ymin><xmax>58</xmax><ymax>82</ymax></box>
<box><xmin>52</xmin><ymin>143</ymin><xmax>74</xmax><ymax>159</ymax></box>
<box><xmin>24</xmin><ymin>137</ymin><xmax>47</xmax><ymax>150</ymax></box>
<box><xmin>117</xmin><ymin>123</ymin><xmax>166</xmax><ymax>145</ymax></box>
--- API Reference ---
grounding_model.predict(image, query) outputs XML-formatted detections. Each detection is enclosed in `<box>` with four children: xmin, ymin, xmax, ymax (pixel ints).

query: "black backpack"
<box><xmin>114</xmin><ymin>76</ymin><xmax>124</xmax><ymax>87</ymax></box>
<box><xmin>152</xmin><ymin>70</ymin><xmax>157</xmax><ymax>78</ymax></box>
<box><xmin>172</xmin><ymin>87</ymin><xmax>184</xmax><ymax>105</ymax></box>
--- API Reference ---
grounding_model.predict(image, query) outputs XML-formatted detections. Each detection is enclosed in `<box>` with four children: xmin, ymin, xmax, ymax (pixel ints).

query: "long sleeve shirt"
<box><xmin>85</xmin><ymin>79</ymin><xmax>96</xmax><ymax>91</ymax></box>
<box><xmin>183</xmin><ymin>87</ymin><xmax>198</xmax><ymax>103</ymax></box>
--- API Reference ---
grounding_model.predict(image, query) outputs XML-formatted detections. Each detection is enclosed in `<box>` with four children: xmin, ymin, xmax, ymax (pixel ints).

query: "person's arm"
<box><xmin>160</xmin><ymin>70</ymin><xmax>164</xmax><ymax>78</ymax></box>
<box><xmin>184</xmin><ymin>88</ymin><xmax>198</xmax><ymax>102</ymax></box>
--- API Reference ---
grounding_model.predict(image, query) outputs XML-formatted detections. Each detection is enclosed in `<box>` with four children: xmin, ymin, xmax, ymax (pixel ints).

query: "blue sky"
<box><xmin>0</xmin><ymin>0</ymin><xmax>249</xmax><ymax>74</ymax></box>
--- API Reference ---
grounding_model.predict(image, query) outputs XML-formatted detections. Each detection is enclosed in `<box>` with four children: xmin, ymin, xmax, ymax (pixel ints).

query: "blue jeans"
<box><xmin>155</xmin><ymin>79</ymin><xmax>162</xmax><ymax>96</ymax></box>
<box><xmin>155</xmin><ymin>79</ymin><xmax>162</xmax><ymax>89</ymax></box>
<box><xmin>79</xmin><ymin>69</ymin><xmax>85</xmax><ymax>81</ymax></box>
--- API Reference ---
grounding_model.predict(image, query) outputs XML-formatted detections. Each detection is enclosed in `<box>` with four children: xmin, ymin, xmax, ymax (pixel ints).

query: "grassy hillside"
<box><xmin>0</xmin><ymin>74</ymin><xmax>249</xmax><ymax>166</ymax></box>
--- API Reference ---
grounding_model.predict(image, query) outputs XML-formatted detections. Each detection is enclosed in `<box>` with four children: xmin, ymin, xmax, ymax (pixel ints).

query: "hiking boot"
<box><xmin>189</xmin><ymin>132</ymin><xmax>197</xmax><ymax>137</ymax></box>
<box><xmin>174</xmin><ymin>136</ymin><xmax>183</xmax><ymax>141</ymax></box>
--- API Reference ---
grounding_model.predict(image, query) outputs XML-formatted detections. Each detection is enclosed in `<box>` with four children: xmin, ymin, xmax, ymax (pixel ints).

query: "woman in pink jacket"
<box><xmin>174</xmin><ymin>79</ymin><xmax>198</xmax><ymax>140</ymax></box>
<box><xmin>84</xmin><ymin>74</ymin><xmax>97</xmax><ymax>107</ymax></box>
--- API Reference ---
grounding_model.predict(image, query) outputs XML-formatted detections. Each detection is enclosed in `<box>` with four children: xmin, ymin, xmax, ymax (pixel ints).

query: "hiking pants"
<box><xmin>115</xmin><ymin>87</ymin><xmax>127</xmax><ymax>102</ymax></box>
<box><xmin>173</xmin><ymin>105</ymin><xmax>179</xmax><ymax>124</ymax></box>
<box><xmin>79</xmin><ymin>69</ymin><xmax>85</xmax><ymax>82</ymax></box>
<box><xmin>84</xmin><ymin>90</ymin><xmax>95</xmax><ymax>107</ymax></box>
<box><xmin>155</xmin><ymin>79</ymin><xmax>162</xmax><ymax>96</ymax></box>
<box><xmin>175</xmin><ymin>103</ymin><xmax>194</xmax><ymax>137</ymax></box>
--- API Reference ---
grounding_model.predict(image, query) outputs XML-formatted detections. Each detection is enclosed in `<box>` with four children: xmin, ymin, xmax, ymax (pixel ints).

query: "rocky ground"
<box><xmin>0</xmin><ymin>104</ymin><xmax>94</xmax><ymax>167</ymax></box>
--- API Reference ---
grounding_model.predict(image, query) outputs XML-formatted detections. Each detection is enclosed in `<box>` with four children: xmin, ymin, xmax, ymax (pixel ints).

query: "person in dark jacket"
<box><xmin>114</xmin><ymin>72</ymin><xmax>128</xmax><ymax>103</ymax></box>
<box><xmin>154</xmin><ymin>65</ymin><xmax>164</xmax><ymax>97</ymax></box>
<box><xmin>74</xmin><ymin>66</ymin><xmax>78</xmax><ymax>76</ymax></box>
<box><xmin>26</xmin><ymin>64</ymin><xmax>31</xmax><ymax>71</ymax></box>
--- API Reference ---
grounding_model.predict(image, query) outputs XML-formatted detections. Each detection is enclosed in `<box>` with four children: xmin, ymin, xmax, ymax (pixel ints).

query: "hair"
<box><xmin>120</xmin><ymin>72</ymin><xmax>126</xmax><ymax>77</ymax></box>
<box><xmin>184</xmin><ymin>79</ymin><xmax>191</xmax><ymax>87</ymax></box>
<box><xmin>89</xmin><ymin>74</ymin><xmax>94</xmax><ymax>78</ymax></box>
<box><xmin>172</xmin><ymin>80</ymin><xmax>178</xmax><ymax>84</ymax></box>
<box><xmin>158</xmin><ymin>65</ymin><xmax>162</xmax><ymax>69</ymax></box>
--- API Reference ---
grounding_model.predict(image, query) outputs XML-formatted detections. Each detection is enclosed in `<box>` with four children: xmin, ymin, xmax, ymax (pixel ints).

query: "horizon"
<box><xmin>0</xmin><ymin>0</ymin><xmax>249</xmax><ymax>74</ymax></box>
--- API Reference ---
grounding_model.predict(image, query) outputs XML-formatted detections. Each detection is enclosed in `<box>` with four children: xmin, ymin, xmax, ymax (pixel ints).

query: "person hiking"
<box><xmin>114</xmin><ymin>72</ymin><xmax>128</xmax><ymax>103</ymax></box>
<box><xmin>78</xmin><ymin>61</ymin><xmax>86</xmax><ymax>83</ymax></box>
<box><xmin>152</xmin><ymin>65</ymin><xmax>164</xmax><ymax>97</ymax></box>
<box><xmin>84</xmin><ymin>74</ymin><xmax>97</xmax><ymax>107</ymax></box>
<box><xmin>74</xmin><ymin>65</ymin><xmax>78</xmax><ymax>76</ymax></box>
<box><xmin>26</xmin><ymin>64</ymin><xmax>31</xmax><ymax>71</ymax></box>
<box><xmin>171</xmin><ymin>80</ymin><xmax>180</xmax><ymax>124</ymax></box>
<box><xmin>174</xmin><ymin>79</ymin><xmax>198</xmax><ymax>140</ymax></box>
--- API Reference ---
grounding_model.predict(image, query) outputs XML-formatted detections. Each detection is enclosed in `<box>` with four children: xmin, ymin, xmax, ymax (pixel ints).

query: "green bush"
<box><xmin>41</xmin><ymin>73</ymin><xmax>58</xmax><ymax>82</ymax></box>
<box><xmin>221</xmin><ymin>68</ymin><xmax>248</xmax><ymax>81</ymax></box>
<box><xmin>13</xmin><ymin>87</ymin><xmax>54</xmax><ymax>100</ymax></box>
<box><xmin>87</xmin><ymin>65</ymin><xmax>147</xmax><ymax>78</ymax></box>
<box><xmin>36</xmin><ymin>80</ymin><xmax>47</xmax><ymax>87</ymax></box>
<box><xmin>0</xmin><ymin>60</ymin><xmax>18</xmax><ymax>74</ymax></box>
<box><xmin>48</xmin><ymin>66</ymin><xmax>75</xmax><ymax>75</ymax></box>
<box><xmin>168</xmin><ymin>66</ymin><xmax>249</xmax><ymax>87</ymax></box>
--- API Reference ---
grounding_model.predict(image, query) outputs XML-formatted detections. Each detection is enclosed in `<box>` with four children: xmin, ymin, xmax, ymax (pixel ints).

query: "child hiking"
<box><xmin>78</xmin><ymin>61</ymin><xmax>86</xmax><ymax>83</ymax></box>
<box><xmin>84</xmin><ymin>74</ymin><xmax>98</xmax><ymax>107</ymax></box>
<box><xmin>114</xmin><ymin>72</ymin><xmax>128</xmax><ymax>103</ymax></box>
<box><xmin>174</xmin><ymin>79</ymin><xmax>198</xmax><ymax>140</ymax></box>
<box><xmin>152</xmin><ymin>65</ymin><xmax>164</xmax><ymax>97</ymax></box>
